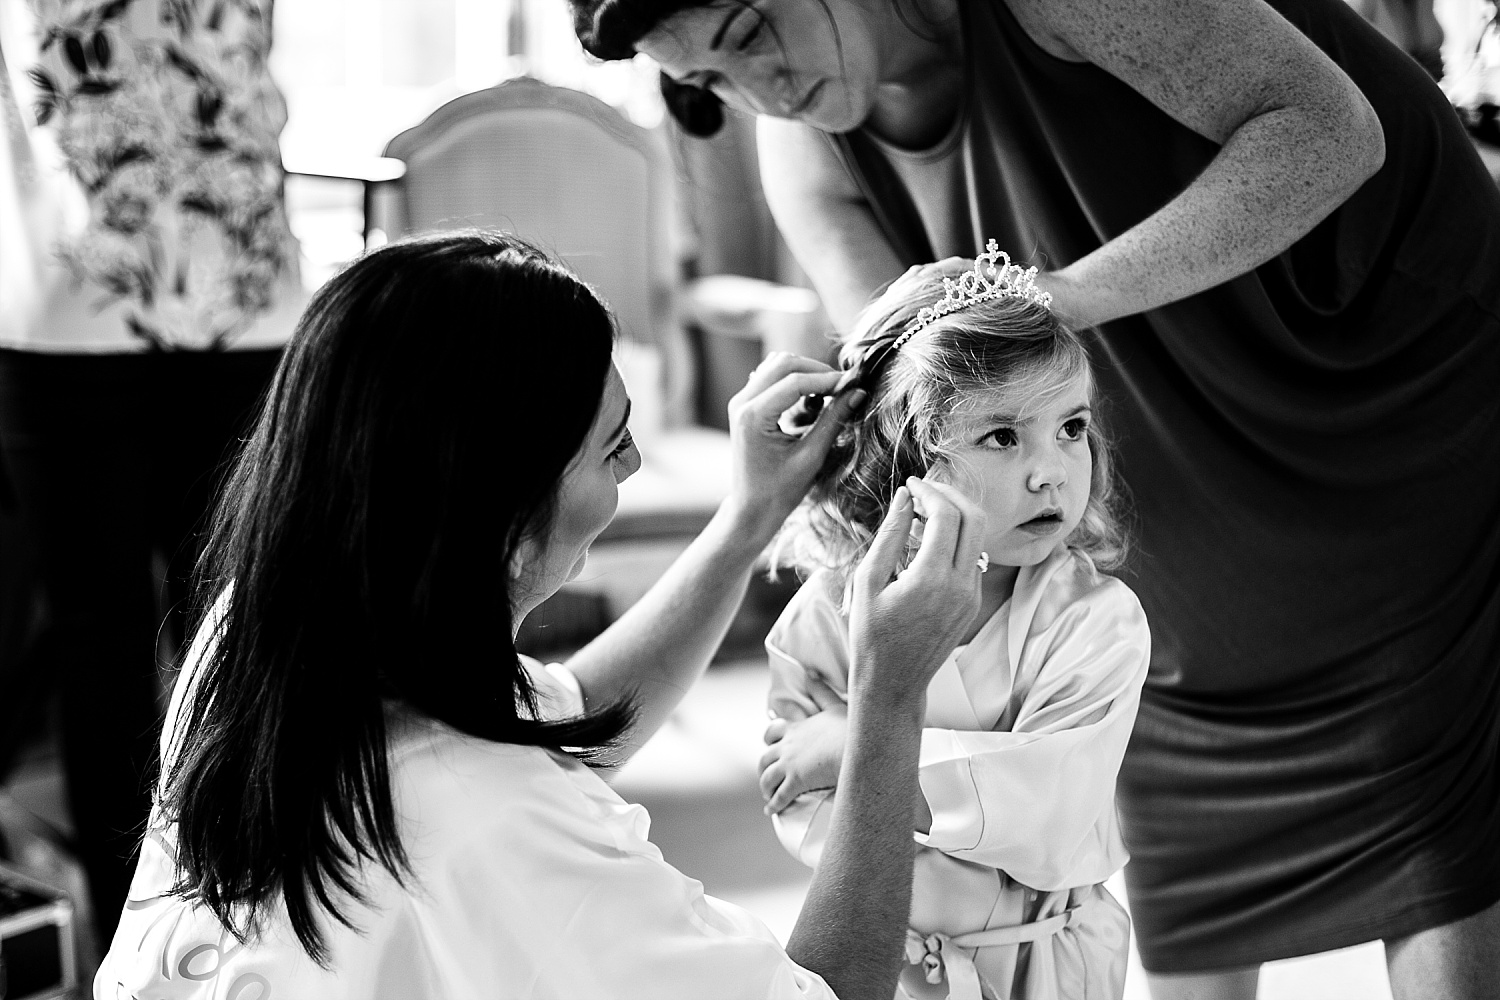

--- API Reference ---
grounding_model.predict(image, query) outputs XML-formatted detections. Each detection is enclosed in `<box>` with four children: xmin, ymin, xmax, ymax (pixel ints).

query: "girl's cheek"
<box><xmin>926</xmin><ymin>457</ymin><xmax>986</xmax><ymax>501</ymax></box>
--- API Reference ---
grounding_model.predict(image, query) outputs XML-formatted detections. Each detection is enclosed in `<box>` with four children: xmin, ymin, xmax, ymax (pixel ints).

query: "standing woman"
<box><xmin>1</xmin><ymin>0</ymin><xmax>305</xmax><ymax>943</ymax></box>
<box><xmin>571</xmin><ymin>0</ymin><xmax>1500</xmax><ymax>996</ymax></box>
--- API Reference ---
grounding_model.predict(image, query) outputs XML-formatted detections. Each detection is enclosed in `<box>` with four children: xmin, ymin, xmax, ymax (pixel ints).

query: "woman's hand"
<box><xmin>780</xmin><ymin>477</ymin><xmax>984</xmax><ymax>997</ymax></box>
<box><xmin>760</xmin><ymin>675</ymin><xmax>848</xmax><ymax>815</ymax></box>
<box><xmin>722</xmin><ymin>352</ymin><xmax>866</xmax><ymax>548</ymax></box>
<box><xmin>848</xmin><ymin>478</ymin><xmax>986</xmax><ymax>702</ymax></box>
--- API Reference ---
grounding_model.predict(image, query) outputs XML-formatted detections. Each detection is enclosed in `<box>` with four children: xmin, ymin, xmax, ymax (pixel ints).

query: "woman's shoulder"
<box><xmin>387</xmin><ymin>701</ymin><xmax>633</xmax><ymax>847</ymax></box>
<box><xmin>387</xmin><ymin>714</ymin><xmax>573</xmax><ymax>811</ymax></box>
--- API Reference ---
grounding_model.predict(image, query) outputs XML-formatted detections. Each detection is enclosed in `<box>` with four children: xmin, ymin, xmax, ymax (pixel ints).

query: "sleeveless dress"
<box><xmin>825</xmin><ymin>0</ymin><xmax>1500</xmax><ymax>972</ymax></box>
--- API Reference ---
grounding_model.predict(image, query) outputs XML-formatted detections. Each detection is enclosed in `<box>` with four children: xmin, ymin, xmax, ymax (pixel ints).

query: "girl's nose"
<box><xmin>1027</xmin><ymin>456</ymin><xmax>1067</xmax><ymax>492</ymax></box>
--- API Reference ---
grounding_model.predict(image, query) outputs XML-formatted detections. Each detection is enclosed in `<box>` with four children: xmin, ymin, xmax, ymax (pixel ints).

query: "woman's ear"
<box><xmin>509</xmin><ymin>534</ymin><xmax>537</xmax><ymax>583</ymax></box>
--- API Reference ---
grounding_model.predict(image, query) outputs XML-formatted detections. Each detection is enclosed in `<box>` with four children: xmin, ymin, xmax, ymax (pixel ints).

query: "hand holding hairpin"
<box><xmin>778</xmin><ymin>367</ymin><xmax>865</xmax><ymax>436</ymax></box>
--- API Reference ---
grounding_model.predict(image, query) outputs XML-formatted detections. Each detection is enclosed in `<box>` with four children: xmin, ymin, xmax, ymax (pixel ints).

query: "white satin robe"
<box><xmin>95</xmin><ymin>651</ymin><xmax>835</xmax><ymax>1000</ymax></box>
<box><xmin>767</xmin><ymin>547</ymin><xmax>1151</xmax><ymax>1000</ymax></box>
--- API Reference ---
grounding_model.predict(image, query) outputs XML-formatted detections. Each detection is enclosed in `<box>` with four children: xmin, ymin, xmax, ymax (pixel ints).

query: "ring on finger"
<box><xmin>976</xmin><ymin>551</ymin><xmax>990</xmax><ymax>574</ymax></box>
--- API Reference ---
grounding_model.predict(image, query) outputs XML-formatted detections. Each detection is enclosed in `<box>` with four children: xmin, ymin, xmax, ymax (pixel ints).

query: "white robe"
<box><xmin>95</xmin><ymin>640</ymin><xmax>835</xmax><ymax>999</ymax></box>
<box><xmin>767</xmin><ymin>547</ymin><xmax>1151</xmax><ymax>1000</ymax></box>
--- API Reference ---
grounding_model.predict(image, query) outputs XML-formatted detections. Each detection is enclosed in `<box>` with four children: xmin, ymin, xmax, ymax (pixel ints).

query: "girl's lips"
<box><xmin>1016</xmin><ymin>511</ymin><xmax>1064</xmax><ymax>535</ymax></box>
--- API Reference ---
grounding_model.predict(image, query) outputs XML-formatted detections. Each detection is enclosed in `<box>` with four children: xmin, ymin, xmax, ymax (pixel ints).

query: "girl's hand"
<box><xmin>760</xmin><ymin>675</ymin><xmax>848</xmax><ymax>815</ymax></box>
<box><xmin>848</xmin><ymin>479</ymin><xmax>986</xmax><ymax>701</ymax></box>
<box><xmin>723</xmin><ymin>353</ymin><xmax>867</xmax><ymax>547</ymax></box>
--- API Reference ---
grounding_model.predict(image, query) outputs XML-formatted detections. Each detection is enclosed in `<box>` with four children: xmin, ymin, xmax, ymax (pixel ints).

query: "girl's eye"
<box><xmin>609</xmin><ymin>430</ymin><xmax>635</xmax><ymax>462</ymax></box>
<box><xmin>1060</xmin><ymin>417</ymin><xmax>1089</xmax><ymax>441</ymax></box>
<box><xmin>736</xmin><ymin>17</ymin><xmax>765</xmax><ymax>51</ymax></box>
<box><xmin>984</xmin><ymin>428</ymin><xmax>1018</xmax><ymax>449</ymax></box>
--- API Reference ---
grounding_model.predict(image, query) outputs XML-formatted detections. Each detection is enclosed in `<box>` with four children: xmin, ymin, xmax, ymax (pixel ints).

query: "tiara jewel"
<box><xmin>890</xmin><ymin>240</ymin><xmax>1052</xmax><ymax>352</ymax></box>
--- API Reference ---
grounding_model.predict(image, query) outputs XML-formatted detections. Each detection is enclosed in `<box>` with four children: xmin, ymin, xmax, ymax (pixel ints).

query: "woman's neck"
<box><xmin>866</xmin><ymin>0</ymin><xmax>966</xmax><ymax>149</ymax></box>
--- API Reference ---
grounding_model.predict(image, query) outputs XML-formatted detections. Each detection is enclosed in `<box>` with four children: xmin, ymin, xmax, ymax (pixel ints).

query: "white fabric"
<box><xmin>766</xmin><ymin>547</ymin><xmax>1150</xmax><ymax>1000</ymax></box>
<box><xmin>95</xmin><ymin>621</ymin><xmax>836</xmax><ymax>999</ymax></box>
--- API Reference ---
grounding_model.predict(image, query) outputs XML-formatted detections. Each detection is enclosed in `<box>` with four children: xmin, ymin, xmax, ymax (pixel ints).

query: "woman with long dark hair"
<box><xmin>91</xmin><ymin>231</ymin><xmax>990</xmax><ymax>1000</ymax></box>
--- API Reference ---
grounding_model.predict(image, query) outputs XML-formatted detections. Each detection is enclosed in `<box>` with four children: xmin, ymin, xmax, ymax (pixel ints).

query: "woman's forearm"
<box><xmin>787</xmin><ymin>479</ymin><xmax>986</xmax><ymax>1000</ymax></box>
<box><xmin>568</xmin><ymin>356</ymin><xmax>862</xmax><ymax>763</ymax></box>
<box><xmin>1017</xmin><ymin>0</ymin><xmax>1388</xmax><ymax>328</ymax></box>
<box><xmin>787</xmin><ymin>685</ymin><xmax>926</xmax><ymax>1000</ymax></box>
<box><xmin>1041</xmin><ymin>101</ymin><xmax>1384</xmax><ymax>328</ymax></box>
<box><xmin>565</xmin><ymin>498</ymin><xmax>771</xmax><ymax>761</ymax></box>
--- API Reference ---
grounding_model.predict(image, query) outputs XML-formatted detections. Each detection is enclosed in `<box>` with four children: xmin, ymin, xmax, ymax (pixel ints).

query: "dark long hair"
<box><xmin>160</xmin><ymin>231</ymin><xmax>634</xmax><ymax>964</ymax></box>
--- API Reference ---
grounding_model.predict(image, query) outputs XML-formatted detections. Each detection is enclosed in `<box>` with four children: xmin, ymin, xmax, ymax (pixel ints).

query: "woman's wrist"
<box><xmin>848</xmin><ymin>651</ymin><xmax>932</xmax><ymax>721</ymax></box>
<box><xmin>709</xmin><ymin>492</ymin><xmax>790</xmax><ymax>559</ymax></box>
<box><xmin>1035</xmin><ymin>268</ymin><xmax>1111</xmax><ymax>329</ymax></box>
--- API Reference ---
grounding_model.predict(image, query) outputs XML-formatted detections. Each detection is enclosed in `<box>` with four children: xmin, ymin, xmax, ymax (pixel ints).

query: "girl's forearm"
<box><xmin>565</xmin><ymin>499</ymin><xmax>771</xmax><ymax>762</ymax></box>
<box><xmin>787</xmin><ymin>685</ymin><xmax>926</xmax><ymax>1000</ymax></box>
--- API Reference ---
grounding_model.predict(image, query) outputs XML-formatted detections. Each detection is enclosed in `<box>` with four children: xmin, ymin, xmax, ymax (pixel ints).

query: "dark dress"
<box><xmin>826</xmin><ymin>0</ymin><xmax>1500</xmax><ymax>972</ymax></box>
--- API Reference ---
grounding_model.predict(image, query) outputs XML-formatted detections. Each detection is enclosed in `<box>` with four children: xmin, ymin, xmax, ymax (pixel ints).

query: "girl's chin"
<box><xmin>991</xmin><ymin>537</ymin><xmax>1070</xmax><ymax>567</ymax></box>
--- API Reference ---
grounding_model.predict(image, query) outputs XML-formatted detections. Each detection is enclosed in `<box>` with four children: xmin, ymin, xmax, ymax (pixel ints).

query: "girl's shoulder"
<box><xmin>1027</xmin><ymin>548</ymin><xmax>1147</xmax><ymax>641</ymax></box>
<box><xmin>768</xmin><ymin>569</ymin><xmax>849</xmax><ymax>643</ymax></box>
<box><xmin>765</xmin><ymin>570</ymin><xmax>854</xmax><ymax>691</ymax></box>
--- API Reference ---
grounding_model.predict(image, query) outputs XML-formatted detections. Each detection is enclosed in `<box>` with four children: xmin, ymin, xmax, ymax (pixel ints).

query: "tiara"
<box><xmin>794</xmin><ymin>241</ymin><xmax>1053</xmax><ymax>421</ymax></box>
<box><xmin>889</xmin><ymin>240</ymin><xmax>1052</xmax><ymax>352</ymax></box>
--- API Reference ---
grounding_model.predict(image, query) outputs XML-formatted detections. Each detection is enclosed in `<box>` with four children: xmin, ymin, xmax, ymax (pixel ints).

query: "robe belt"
<box><xmin>903</xmin><ymin>905</ymin><xmax>1082</xmax><ymax>1000</ymax></box>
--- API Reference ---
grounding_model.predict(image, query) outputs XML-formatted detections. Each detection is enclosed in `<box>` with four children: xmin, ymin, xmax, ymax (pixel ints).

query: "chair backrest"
<box><xmin>383</xmin><ymin>77</ymin><xmax>675</xmax><ymax>346</ymax></box>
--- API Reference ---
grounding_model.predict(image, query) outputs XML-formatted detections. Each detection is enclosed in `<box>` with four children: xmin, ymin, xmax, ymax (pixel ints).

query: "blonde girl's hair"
<box><xmin>772</xmin><ymin>259</ymin><xmax>1128</xmax><ymax>592</ymax></box>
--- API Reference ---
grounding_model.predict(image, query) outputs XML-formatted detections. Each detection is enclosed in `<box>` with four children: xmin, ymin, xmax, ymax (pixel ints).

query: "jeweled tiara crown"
<box><xmin>891</xmin><ymin>239</ymin><xmax>1052</xmax><ymax>352</ymax></box>
<box><xmin>797</xmin><ymin>240</ymin><xmax>1055</xmax><ymax>420</ymax></box>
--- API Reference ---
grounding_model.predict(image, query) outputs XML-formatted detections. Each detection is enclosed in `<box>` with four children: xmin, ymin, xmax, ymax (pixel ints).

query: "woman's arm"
<box><xmin>1004</xmin><ymin>0</ymin><xmax>1384</xmax><ymax>327</ymax></box>
<box><xmin>758</xmin><ymin>0</ymin><xmax>1385</xmax><ymax>332</ymax></box>
<box><xmin>565</xmin><ymin>354</ymin><xmax>864</xmax><ymax>763</ymax></box>
<box><xmin>758</xmin><ymin>116</ymin><xmax>903</xmax><ymax>330</ymax></box>
<box><xmin>786</xmin><ymin>479</ymin><xmax>987</xmax><ymax>1000</ymax></box>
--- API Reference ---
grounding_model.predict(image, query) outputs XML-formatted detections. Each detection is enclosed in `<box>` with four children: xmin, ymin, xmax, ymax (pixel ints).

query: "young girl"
<box><xmin>760</xmin><ymin>245</ymin><xmax>1151</xmax><ymax>1000</ymax></box>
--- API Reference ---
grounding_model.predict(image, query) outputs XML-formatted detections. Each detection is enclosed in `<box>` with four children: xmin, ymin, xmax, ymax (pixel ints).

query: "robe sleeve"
<box><xmin>764</xmin><ymin>574</ymin><xmax>852</xmax><ymax>866</ymax></box>
<box><xmin>915</xmin><ymin>576</ymin><xmax>1150</xmax><ymax>890</ymax></box>
<box><xmin>764</xmin><ymin>572</ymin><xmax>851</xmax><ymax>721</ymax></box>
<box><xmin>403</xmin><ymin>737</ymin><xmax>840</xmax><ymax>999</ymax></box>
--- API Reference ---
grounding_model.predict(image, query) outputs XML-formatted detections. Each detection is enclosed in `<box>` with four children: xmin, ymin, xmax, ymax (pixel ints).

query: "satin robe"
<box><xmin>768</xmin><ymin>548</ymin><xmax>1150</xmax><ymax>1000</ymax></box>
<box><xmin>96</xmin><ymin>640</ymin><xmax>835</xmax><ymax>1000</ymax></box>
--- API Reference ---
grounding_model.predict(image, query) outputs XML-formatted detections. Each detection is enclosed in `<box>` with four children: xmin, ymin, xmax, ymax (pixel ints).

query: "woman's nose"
<box><xmin>741</xmin><ymin>64</ymin><xmax>798</xmax><ymax>116</ymax></box>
